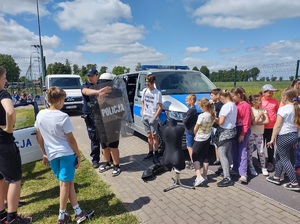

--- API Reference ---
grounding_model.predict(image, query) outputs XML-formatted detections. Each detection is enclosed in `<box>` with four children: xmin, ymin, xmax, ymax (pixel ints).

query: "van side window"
<box><xmin>137</xmin><ymin>74</ymin><xmax>146</xmax><ymax>97</ymax></box>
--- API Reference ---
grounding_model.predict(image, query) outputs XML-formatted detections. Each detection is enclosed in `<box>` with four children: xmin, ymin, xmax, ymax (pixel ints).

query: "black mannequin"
<box><xmin>161</xmin><ymin>118</ymin><xmax>185</xmax><ymax>171</ymax></box>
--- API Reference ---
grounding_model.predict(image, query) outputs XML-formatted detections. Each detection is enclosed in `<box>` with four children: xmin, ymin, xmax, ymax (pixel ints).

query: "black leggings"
<box><xmin>192</xmin><ymin>138</ymin><xmax>211</xmax><ymax>165</ymax></box>
<box><xmin>263</xmin><ymin>128</ymin><xmax>274</xmax><ymax>164</ymax></box>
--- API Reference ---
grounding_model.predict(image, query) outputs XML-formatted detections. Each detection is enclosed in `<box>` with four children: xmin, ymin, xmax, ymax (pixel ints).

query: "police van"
<box><xmin>121</xmin><ymin>65</ymin><xmax>217</xmax><ymax>149</ymax></box>
<box><xmin>45</xmin><ymin>74</ymin><xmax>83</xmax><ymax>111</ymax></box>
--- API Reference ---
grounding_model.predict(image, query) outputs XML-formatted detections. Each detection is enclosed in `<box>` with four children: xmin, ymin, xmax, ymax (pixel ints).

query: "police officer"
<box><xmin>81</xmin><ymin>68</ymin><xmax>111</xmax><ymax>168</ymax></box>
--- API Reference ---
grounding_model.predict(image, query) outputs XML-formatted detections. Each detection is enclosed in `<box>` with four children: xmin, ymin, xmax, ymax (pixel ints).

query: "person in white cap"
<box><xmin>97</xmin><ymin>73</ymin><xmax>123</xmax><ymax>177</ymax></box>
<box><xmin>81</xmin><ymin>68</ymin><xmax>112</xmax><ymax>169</ymax></box>
<box><xmin>261</xmin><ymin>84</ymin><xmax>279</xmax><ymax>172</ymax></box>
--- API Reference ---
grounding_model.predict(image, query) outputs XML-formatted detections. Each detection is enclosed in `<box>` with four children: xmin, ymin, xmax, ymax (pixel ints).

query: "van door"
<box><xmin>133</xmin><ymin>73</ymin><xmax>147</xmax><ymax>135</ymax></box>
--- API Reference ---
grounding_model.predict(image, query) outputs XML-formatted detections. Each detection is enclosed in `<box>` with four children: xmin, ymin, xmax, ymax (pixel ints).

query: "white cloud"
<box><xmin>219</xmin><ymin>48</ymin><xmax>238</xmax><ymax>54</ymax></box>
<box><xmin>0</xmin><ymin>0</ymin><xmax>50</xmax><ymax>16</ymax></box>
<box><xmin>54</xmin><ymin>0</ymin><xmax>132</xmax><ymax>32</ymax></box>
<box><xmin>262</xmin><ymin>40</ymin><xmax>300</xmax><ymax>57</ymax></box>
<box><xmin>0</xmin><ymin>17</ymin><xmax>60</xmax><ymax>57</ymax></box>
<box><xmin>185</xmin><ymin>46</ymin><xmax>208</xmax><ymax>54</ymax></box>
<box><xmin>77</xmin><ymin>23</ymin><xmax>146</xmax><ymax>53</ymax></box>
<box><xmin>190</xmin><ymin>0</ymin><xmax>300</xmax><ymax>29</ymax></box>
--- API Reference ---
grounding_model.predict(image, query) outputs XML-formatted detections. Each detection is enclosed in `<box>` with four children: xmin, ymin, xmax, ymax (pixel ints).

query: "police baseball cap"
<box><xmin>86</xmin><ymin>68</ymin><xmax>98</xmax><ymax>76</ymax></box>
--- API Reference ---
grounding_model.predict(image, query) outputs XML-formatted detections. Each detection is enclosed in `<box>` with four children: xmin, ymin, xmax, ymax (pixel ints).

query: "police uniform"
<box><xmin>81</xmin><ymin>79</ymin><xmax>101</xmax><ymax>166</ymax></box>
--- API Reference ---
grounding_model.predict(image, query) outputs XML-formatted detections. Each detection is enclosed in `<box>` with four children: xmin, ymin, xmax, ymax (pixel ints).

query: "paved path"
<box><xmin>71</xmin><ymin>115</ymin><xmax>300</xmax><ymax>224</ymax></box>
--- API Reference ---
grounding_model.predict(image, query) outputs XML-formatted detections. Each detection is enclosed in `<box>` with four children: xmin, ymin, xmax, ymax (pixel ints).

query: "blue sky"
<box><xmin>1</xmin><ymin>0</ymin><xmax>300</xmax><ymax>77</ymax></box>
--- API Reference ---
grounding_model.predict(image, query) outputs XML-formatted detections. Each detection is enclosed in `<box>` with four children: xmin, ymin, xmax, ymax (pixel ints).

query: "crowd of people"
<box><xmin>2</xmin><ymin>64</ymin><xmax>300</xmax><ymax>223</ymax></box>
<box><xmin>181</xmin><ymin>83</ymin><xmax>300</xmax><ymax>190</ymax></box>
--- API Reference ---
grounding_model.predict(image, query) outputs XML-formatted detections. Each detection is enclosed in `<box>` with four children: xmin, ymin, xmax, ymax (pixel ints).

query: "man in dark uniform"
<box><xmin>81</xmin><ymin>68</ymin><xmax>111</xmax><ymax>168</ymax></box>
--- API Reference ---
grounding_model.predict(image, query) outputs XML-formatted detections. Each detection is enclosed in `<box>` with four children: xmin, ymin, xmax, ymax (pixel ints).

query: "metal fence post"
<box><xmin>296</xmin><ymin>60</ymin><xmax>299</xmax><ymax>79</ymax></box>
<box><xmin>234</xmin><ymin>66</ymin><xmax>237</xmax><ymax>87</ymax></box>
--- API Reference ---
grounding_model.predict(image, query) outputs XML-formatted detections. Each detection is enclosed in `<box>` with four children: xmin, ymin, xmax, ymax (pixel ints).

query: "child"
<box><xmin>210</xmin><ymin>88</ymin><xmax>223</xmax><ymax>165</ymax></box>
<box><xmin>261</xmin><ymin>84</ymin><xmax>279</xmax><ymax>172</ymax></box>
<box><xmin>141</xmin><ymin>74</ymin><xmax>163</xmax><ymax>163</ymax></box>
<box><xmin>192</xmin><ymin>98</ymin><xmax>215</xmax><ymax>186</ymax></box>
<box><xmin>266</xmin><ymin>88</ymin><xmax>300</xmax><ymax>191</ymax></box>
<box><xmin>247</xmin><ymin>94</ymin><xmax>269</xmax><ymax>176</ymax></box>
<box><xmin>231</xmin><ymin>87</ymin><xmax>252</xmax><ymax>183</ymax></box>
<box><xmin>35</xmin><ymin>87</ymin><xmax>94</xmax><ymax>223</ymax></box>
<box><xmin>183</xmin><ymin>94</ymin><xmax>198</xmax><ymax>169</ymax></box>
<box><xmin>214</xmin><ymin>89</ymin><xmax>237</xmax><ymax>187</ymax></box>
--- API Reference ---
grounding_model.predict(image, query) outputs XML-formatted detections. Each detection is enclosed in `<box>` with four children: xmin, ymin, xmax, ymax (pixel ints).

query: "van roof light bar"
<box><xmin>140</xmin><ymin>65</ymin><xmax>189</xmax><ymax>70</ymax></box>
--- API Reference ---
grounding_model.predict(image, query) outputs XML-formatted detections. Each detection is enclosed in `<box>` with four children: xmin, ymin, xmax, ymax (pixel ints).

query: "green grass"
<box><xmin>215</xmin><ymin>81</ymin><xmax>291</xmax><ymax>101</ymax></box>
<box><xmin>15</xmin><ymin>108</ymin><xmax>36</xmax><ymax>130</ymax></box>
<box><xmin>18</xmin><ymin>157</ymin><xmax>139</xmax><ymax>224</ymax></box>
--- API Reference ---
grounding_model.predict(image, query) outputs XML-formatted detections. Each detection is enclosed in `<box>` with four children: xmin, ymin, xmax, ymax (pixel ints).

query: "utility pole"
<box><xmin>36</xmin><ymin>0</ymin><xmax>45</xmax><ymax>87</ymax></box>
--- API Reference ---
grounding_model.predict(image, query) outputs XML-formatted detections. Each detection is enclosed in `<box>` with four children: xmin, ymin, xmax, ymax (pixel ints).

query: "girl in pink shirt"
<box><xmin>261</xmin><ymin>84</ymin><xmax>279</xmax><ymax>172</ymax></box>
<box><xmin>231</xmin><ymin>87</ymin><xmax>252</xmax><ymax>183</ymax></box>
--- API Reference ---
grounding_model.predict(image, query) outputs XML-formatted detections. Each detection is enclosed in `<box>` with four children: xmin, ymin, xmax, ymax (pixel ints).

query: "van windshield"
<box><xmin>49</xmin><ymin>77</ymin><xmax>81</xmax><ymax>89</ymax></box>
<box><xmin>155</xmin><ymin>71</ymin><xmax>216</xmax><ymax>95</ymax></box>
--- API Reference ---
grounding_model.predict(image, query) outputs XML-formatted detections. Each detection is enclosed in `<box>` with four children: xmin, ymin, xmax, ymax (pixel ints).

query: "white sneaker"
<box><xmin>249</xmin><ymin>167</ymin><xmax>258</xmax><ymax>176</ymax></box>
<box><xmin>239</xmin><ymin>176</ymin><xmax>247</xmax><ymax>183</ymax></box>
<box><xmin>262</xmin><ymin>168</ymin><xmax>269</xmax><ymax>176</ymax></box>
<box><xmin>194</xmin><ymin>177</ymin><xmax>205</xmax><ymax>187</ymax></box>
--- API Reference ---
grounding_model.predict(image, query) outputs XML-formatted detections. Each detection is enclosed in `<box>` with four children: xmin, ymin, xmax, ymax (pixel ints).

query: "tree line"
<box><xmin>0</xmin><ymin>54</ymin><xmax>295</xmax><ymax>87</ymax></box>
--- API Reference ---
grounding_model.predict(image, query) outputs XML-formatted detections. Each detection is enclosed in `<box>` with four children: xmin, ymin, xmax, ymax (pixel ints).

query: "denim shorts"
<box><xmin>186</xmin><ymin>133</ymin><xmax>195</xmax><ymax>147</ymax></box>
<box><xmin>50</xmin><ymin>154</ymin><xmax>76</xmax><ymax>182</ymax></box>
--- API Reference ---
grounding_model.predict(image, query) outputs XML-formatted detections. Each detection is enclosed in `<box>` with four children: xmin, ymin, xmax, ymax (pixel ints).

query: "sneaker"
<box><xmin>213</xmin><ymin>160</ymin><xmax>221</xmax><ymax>165</ymax></box>
<box><xmin>1</xmin><ymin>216</ymin><xmax>6</xmax><ymax>224</ymax></box>
<box><xmin>267</xmin><ymin>163</ymin><xmax>274</xmax><ymax>172</ymax></box>
<box><xmin>99</xmin><ymin>163</ymin><xmax>113</xmax><ymax>173</ymax></box>
<box><xmin>75</xmin><ymin>210</ymin><xmax>94</xmax><ymax>224</ymax></box>
<box><xmin>185</xmin><ymin>161</ymin><xmax>192</xmax><ymax>169</ymax></box>
<box><xmin>249</xmin><ymin>167</ymin><xmax>258</xmax><ymax>176</ymax></box>
<box><xmin>203</xmin><ymin>176</ymin><xmax>208</xmax><ymax>181</ymax></box>
<box><xmin>262</xmin><ymin>168</ymin><xmax>269</xmax><ymax>176</ymax></box>
<box><xmin>295</xmin><ymin>168</ymin><xmax>300</xmax><ymax>176</ymax></box>
<box><xmin>8</xmin><ymin>215</ymin><xmax>32</xmax><ymax>224</ymax></box>
<box><xmin>57</xmin><ymin>213</ymin><xmax>70</xmax><ymax>224</ymax></box>
<box><xmin>142</xmin><ymin>152</ymin><xmax>153</xmax><ymax>160</ymax></box>
<box><xmin>283</xmin><ymin>183</ymin><xmax>300</xmax><ymax>191</ymax></box>
<box><xmin>266</xmin><ymin>176</ymin><xmax>281</xmax><ymax>185</ymax></box>
<box><xmin>92</xmin><ymin>161</ymin><xmax>100</xmax><ymax>169</ymax></box>
<box><xmin>194</xmin><ymin>176</ymin><xmax>205</xmax><ymax>187</ymax></box>
<box><xmin>217</xmin><ymin>178</ymin><xmax>234</xmax><ymax>187</ymax></box>
<box><xmin>112</xmin><ymin>166</ymin><xmax>121</xmax><ymax>177</ymax></box>
<box><xmin>239</xmin><ymin>176</ymin><xmax>247</xmax><ymax>183</ymax></box>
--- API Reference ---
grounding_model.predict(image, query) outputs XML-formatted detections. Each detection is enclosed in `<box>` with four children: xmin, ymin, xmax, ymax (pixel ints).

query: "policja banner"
<box><xmin>90</xmin><ymin>74</ymin><xmax>134</xmax><ymax>144</ymax></box>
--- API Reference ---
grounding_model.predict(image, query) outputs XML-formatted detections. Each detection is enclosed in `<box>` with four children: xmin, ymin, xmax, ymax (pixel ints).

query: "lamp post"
<box><xmin>36</xmin><ymin>0</ymin><xmax>45</xmax><ymax>87</ymax></box>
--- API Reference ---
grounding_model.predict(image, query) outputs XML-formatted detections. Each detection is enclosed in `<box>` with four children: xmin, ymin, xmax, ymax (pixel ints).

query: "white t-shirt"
<box><xmin>142</xmin><ymin>88</ymin><xmax>162</xmax><ymax>117</ymax></box>
<box><xmin>219</xmin><ymin>102</ymin><xmax>237</xmax><ymax>129</ymax></box>
<box><xmin>34</xmin><ymin>109</ymin><xmax>74</xmax><ymax>161</ymax></box>
<box><xmin>195</xmin><ymin>112</ymin><xmax>213</xmax><ymax>141</ymax></box>
<box><xmin>278</xmin><ymin>104</ymin><xmax>298</xmax><ymax>135</ymax></box>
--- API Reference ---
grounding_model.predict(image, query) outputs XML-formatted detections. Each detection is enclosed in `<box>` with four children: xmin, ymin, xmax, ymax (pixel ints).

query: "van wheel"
<box><xmin>158</xmin><ymin>130</ymin><xmax>165</xmax><ymax>157</ymax></box>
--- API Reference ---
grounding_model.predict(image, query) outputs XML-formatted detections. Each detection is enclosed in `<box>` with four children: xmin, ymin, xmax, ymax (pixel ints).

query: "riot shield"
<box><xmin>90</xmin><ymin>76</ymin><xmax>134</xmax><ymax>144</ymax></box>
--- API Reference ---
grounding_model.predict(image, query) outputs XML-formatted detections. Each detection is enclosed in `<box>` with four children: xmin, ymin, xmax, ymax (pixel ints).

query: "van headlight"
<box><xmin>165</xmin><ymin>111</ymin><xmax>186</xmax><ymax>121</ymax></box>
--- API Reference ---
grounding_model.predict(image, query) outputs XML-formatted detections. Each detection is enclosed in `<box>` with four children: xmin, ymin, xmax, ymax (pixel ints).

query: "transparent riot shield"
<box><xmin>90</xmin><ymin>76</ymin><xmax>134</xmax><ymax>144</ymax></box>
